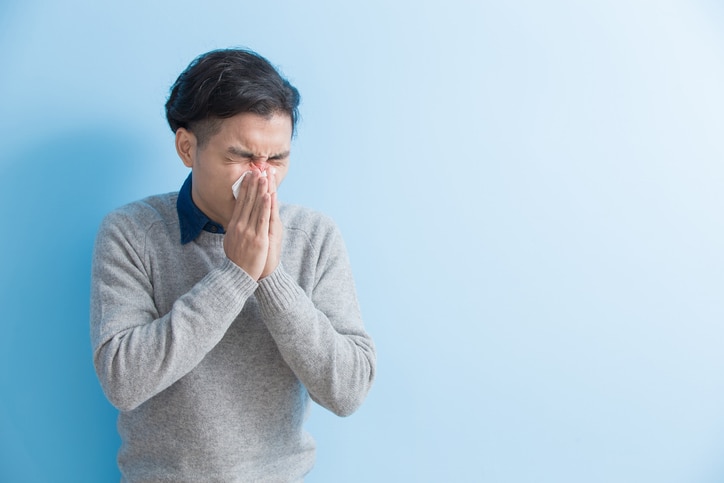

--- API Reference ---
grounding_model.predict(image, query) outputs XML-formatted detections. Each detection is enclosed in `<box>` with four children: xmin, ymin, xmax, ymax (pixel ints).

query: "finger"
<box><xmin>230</xmin><ymin>172</ymin><xmax>251</xmax><ymax>222</ymax></box>
<box><xmin>256</xmin><ymin>192</ymin><xmax>272</xmax><ymax>235</ymax></box>
<box><xmin>240</xmin><ymin>170</ymin><xmax>263</xmax><ymax>223</ymax></box>
<box><xmin>248</xmin><ymin>176</ymin><xmax>270</xmax><ymax>233</ymax></box>
<box><xmin>231</xmin><ymin>171</ymin><xmax>251</xmax><ymax>200</ymax></box>
<box><xmin>268</xmin><ymin>168</ymin><xmax>278</xmax><ymax>195</ymax></box>
<box><xmin>269</xmin><ymin>191</ymin><xmax>280</xmax><ymax>234</ymax></box>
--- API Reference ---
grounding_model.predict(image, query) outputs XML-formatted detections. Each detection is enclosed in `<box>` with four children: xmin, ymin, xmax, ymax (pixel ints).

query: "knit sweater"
<box><xmin>90</xmin><ymin>192</ymin><xmax>376</xmax><ymax>482</ymax></box>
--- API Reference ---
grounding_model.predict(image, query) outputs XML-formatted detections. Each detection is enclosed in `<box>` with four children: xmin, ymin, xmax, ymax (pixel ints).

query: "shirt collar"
<box><xmin>177</xmin><ymin>173</ymin><xmax>225</xmax><ymax>244</ymax></box>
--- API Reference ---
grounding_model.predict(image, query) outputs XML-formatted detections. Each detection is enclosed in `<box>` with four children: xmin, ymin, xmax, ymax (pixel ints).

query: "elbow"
<box><xmin>330</xmin><ymin>398</ymin><xmax>363</xmax><ymax>418</ymax></box>
<box><xmin>97</xmin><ymin>371</ymin><xmax>146</xmax><ymax>412</ymax></box>
<box><xmin>317</xmin><ymin>390</ymin><xmax>366</xmax><ymax>417</ymax></box>
<box><xmin>320</xmin><ymin>366</ymin><xmax>375</xmax><ymax>417</ymax></box>
<box><xmin>94</xmin><ymin>351</ymin><xmax>145</xmax><ymax>412</ymax></box>
<box><xmin>330</xmin><ymin>347</ymin><xmax>376</xmax><ymax>417</ymax></box>
<box><xmin>104</xmin><ymin>386</ymin><xmax>145</xmax><ymax>412</ymax></box>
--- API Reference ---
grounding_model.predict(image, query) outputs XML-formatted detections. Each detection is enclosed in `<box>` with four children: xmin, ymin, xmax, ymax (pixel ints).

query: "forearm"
<box><xmin>256</xmin><ymin>267</ymin><xmax>376</xmax><ymax>416</ymax></box>
<box><xmin>92</xmin><ymin>259</ymin><xmax>257</xmax><ymax>411</ymax></box>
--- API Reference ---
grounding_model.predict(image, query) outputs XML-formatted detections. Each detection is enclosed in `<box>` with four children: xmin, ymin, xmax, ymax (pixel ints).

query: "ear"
<box><xmin>175</xmin><ymin>128</ymin><xmax>197</xmax><ymax>168</ymax></box>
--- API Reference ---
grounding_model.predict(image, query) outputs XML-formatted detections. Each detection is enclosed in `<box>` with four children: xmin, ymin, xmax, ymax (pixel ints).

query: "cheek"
<box><xmin>226</xmin><ymin>163</ymin><xmax>253</xmax><ymax>183</ymax></box>
<box><xmin>275</xmin><ymin>168</ymin><xmax>289</xmax><ymax>186</ymax></box>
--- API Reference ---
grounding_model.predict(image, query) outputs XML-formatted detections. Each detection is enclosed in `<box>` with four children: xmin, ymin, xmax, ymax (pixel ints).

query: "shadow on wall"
<box><xmin>0</xmin><ymin>127</ymin><xmax>150</xmax><ymax>482</ymax></box>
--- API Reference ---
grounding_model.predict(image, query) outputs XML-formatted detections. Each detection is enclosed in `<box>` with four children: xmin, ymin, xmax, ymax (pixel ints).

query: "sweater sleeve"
<box><xmin>254</xmin><ymin>221</ymin><xmax>376</xmax><ymax>417</ymax></box>
<box><xmin>90</xmin><ymin>210</ymin><xmax>258</xmax><ymax>412</ymax></box>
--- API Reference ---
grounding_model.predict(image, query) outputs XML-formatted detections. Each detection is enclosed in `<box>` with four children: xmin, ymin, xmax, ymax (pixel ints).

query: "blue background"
<box><xmin>2</xmin><ymin>1</ymin><xmax>724</xmax><ymax>481</ymax></box>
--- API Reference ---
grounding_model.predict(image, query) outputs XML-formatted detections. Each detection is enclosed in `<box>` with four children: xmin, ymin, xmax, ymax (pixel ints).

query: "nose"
<box><xmin>251</xmin><ymin>157</ymin><xmax>269</xmax><ymax>172</ymax></box>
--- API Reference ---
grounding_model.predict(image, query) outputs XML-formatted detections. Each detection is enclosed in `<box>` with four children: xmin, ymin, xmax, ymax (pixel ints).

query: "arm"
<box><xmin>90</xmin><ymin>211</ymin><xmax>257</xmax><ymax>412</ymax></box>
<box><xmin>255</xmin><ymin>222</ymin><xmax>376</xmax><ymax>417</ymax></box>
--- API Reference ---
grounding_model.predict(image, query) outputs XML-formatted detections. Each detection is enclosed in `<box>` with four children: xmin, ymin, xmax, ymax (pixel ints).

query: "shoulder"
<box><xmin>280</xmin><ymin>203</ymin><xmax>339</xmax><ymax>237</ymax></box>
<box><xmin>279</xmin><ymin>203</ymin><xmax>347</xmax><ymax>257</ymax></box>
<box><xmin>279</xmin><ymin>204</ymin><xmax>353</xmax><ymax>277</ymax></box>
<box><xmin>98</xmin><ymin>192</ymin><xmax>179</xmax><ymax>241</ymax></box>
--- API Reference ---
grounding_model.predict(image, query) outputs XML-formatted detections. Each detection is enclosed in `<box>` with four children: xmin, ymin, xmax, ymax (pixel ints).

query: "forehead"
<box><xmin>212</xmin><ymin>112</ymin><xmax>292</xmax><ymax>152</ymax></box>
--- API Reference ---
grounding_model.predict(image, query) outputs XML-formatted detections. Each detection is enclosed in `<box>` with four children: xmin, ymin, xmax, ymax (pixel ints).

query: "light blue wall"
<box><xmin>2</xmin><ymin>1</ymin><xmax>724</xmax><ymax>481</ymax></box>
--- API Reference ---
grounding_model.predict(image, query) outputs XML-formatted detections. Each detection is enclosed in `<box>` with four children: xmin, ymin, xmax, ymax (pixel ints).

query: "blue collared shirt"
<box><xmin>177</xmin><ymin>173</ymin><xmax>226</xmax><ymax>244</ymax></box>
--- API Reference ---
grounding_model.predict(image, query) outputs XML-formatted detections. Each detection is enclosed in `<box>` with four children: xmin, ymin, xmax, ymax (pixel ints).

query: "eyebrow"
<box><xmin>227</xmin><ymin>146</ymin><xmax>290</xmax><ymax>159</ymax></box>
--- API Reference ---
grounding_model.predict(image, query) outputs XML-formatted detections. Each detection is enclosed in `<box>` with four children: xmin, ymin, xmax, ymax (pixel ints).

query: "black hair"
<box><xmin>165</xmin><ymin>48</ymin><xmax>301</xmax><ymax>145</ymax></box>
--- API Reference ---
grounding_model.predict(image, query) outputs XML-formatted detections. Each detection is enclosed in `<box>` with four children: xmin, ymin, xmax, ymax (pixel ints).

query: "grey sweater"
<box><xmin>90</xmin><ymin>192</ymin><xmax>375</xmax><ymax>482</ymax></box>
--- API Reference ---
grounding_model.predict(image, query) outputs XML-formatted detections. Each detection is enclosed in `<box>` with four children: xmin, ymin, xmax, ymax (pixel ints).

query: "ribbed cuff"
<box><xmin>255</xmin><ymin>264</ymin><xmax>304</xmax><ymax>317</ymax></box>
<box><xmin>204</xmin><ymin>258</ymin><xmax>259</xmax><ymax>312</ymax></box>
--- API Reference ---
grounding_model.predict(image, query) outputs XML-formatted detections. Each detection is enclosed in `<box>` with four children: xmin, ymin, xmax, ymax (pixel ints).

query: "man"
<box><xmin>90</xmin><ymin>48</ymin><xmax>376</xmax><ymax>482</ymax></box>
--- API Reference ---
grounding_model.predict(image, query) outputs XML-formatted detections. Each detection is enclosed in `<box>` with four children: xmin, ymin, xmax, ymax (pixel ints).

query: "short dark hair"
<box><xmin>165</xmin><ymin>48</ymin><xmax>301</xmax><ymax>145</ymax></box>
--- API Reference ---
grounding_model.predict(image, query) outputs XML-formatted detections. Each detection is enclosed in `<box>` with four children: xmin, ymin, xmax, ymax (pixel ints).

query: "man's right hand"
<box><xmin>223</xmin><ymin>170</ymin><xmax>271</xmax><ymax>280</ymax></box>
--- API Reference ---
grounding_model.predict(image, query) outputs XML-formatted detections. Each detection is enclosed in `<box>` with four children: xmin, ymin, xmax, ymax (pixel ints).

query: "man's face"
<box><xmin>176</xmin><ymin>112</ymin><xmax>293</xmax><ymax>227</ymax></box>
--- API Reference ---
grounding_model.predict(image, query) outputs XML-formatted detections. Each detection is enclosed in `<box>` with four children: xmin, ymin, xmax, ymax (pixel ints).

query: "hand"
<box><xmin>223</xmin><ymin>170</ymin><xmax>271</xmax><ymax>280</ymax></box>
<box><xmin>260</xmin><ymin>168</ymin><xmax>282</xmax><ymax>279</ymax></box>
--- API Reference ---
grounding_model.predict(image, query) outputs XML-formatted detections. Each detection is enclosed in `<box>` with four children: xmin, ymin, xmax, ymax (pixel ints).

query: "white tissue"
<box><xmin>231</xmin><ymin>168</ymin><xmax>276</xmax><ymax>199</ymax></box>
<box><xmin>232</xmin><ymin>171</ymin><xmax>252</xmax><ymax>199</ymax></box>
